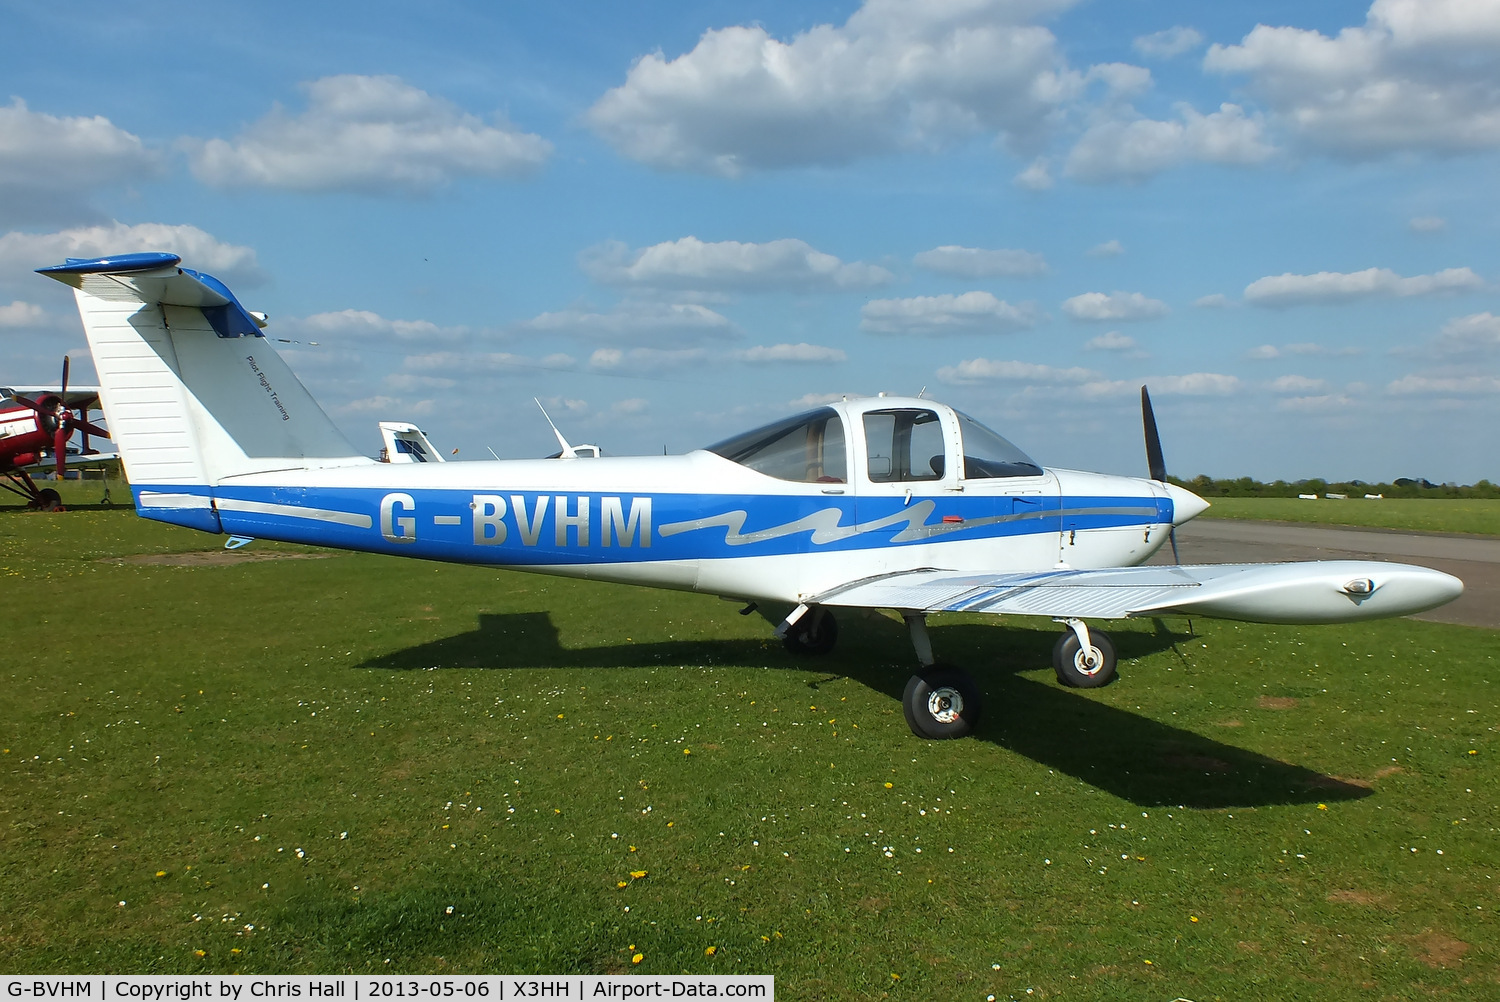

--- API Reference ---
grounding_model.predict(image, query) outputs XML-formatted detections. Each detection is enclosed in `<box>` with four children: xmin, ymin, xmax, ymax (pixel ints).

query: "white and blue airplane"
<box><xmin>38</xmin><ymin>252</ymin><xmax>1463</xmax><ymax>739</ymax></box>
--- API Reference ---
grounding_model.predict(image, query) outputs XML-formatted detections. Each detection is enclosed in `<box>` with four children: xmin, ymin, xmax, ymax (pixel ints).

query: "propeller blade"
<box><xmin>75</xmin><ymin>420</ymin><xmax>111</xmax><ymax>440</ymax></box>
<box><xmin>54</xmin><ymin>424</ymin><xmax>68</xmax><ymax>477</ymax></box>
<box><xmin>1141</xmin><ymin>385</ymin><xmax>1166</xmax><ymax>482</ymax></box>
<box><xmin>1168</xmin><ymin>525</ymin><xmax>1180</xmax><ymax>563</ymax></box>
<box><xmin>10</xmin><ymin>393</ymin><xmax>47</xmax><ymax>413</ymax></box>
<box><xmin>59</xmin><ymin>355</ymin><xmax>69</xmax><ymax>401</ymax></box>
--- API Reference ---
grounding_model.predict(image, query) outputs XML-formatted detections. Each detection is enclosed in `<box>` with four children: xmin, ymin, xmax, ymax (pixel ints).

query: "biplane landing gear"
<box><xmin>780</xmin><ymin>604</ymin><xmax>839</xmax><ymax>656</ymax></box>
<box><xmin>901</xmin><ymin>614</ymin><xmax>981</xmax><ymax>739</ymax></box>
<box><xmin>1052</xmin><ymin>619</ymin><xmax>1117</xmax><ymax>688</ymax></box>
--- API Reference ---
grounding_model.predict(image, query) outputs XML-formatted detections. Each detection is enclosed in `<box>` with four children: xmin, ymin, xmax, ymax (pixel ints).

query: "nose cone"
<box><xmin>1165</xmin><ymin>482</ymin><xmax>1209</xmax><ymax>525</ymax></box>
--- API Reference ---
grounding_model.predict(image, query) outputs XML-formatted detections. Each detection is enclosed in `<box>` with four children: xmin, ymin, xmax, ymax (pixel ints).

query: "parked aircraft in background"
<box><xmin>38</xmin><ymin>253</ymin><xmax>1463</xmax><ymax>738</ymax></box>
<box><xmin>1</xmin><ymin>357</ymin><xmax>113</xmax><ymax>510</ymax></box>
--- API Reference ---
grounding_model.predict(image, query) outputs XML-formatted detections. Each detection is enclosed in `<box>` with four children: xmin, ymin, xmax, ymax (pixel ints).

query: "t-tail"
<box><xmin>38</xmin><ymin>252</ymin><xmax>372</xmax><ymax>531</ymax></box>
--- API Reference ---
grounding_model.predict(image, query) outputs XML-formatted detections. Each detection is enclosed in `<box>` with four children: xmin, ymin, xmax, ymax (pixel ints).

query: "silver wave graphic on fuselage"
<box><xmin>658</xmin><ymin>501</ymin><xmax>1160</xmax><ymax>547</ymax></box>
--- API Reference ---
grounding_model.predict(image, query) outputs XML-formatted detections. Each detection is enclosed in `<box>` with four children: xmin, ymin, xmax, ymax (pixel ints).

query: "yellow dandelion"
<box><xmin>616</xmin><ymin>881</ymin><xmax>628</xmax><ymax>889</ymax></box>
<box><xmin>155</xmin><ymin>871</ymin><xmax>167</xmax><ymax>878</ymax></box>
<box><xmin>1190</xmin><ymin>916</ymin><xmax>1199</xmax><ymax>923</ymax></box>
<box><xmin>230</xmin><ymin>948</ymin><xmax>241</xmax><ymax>955</ymax></box>
<box><xmin>890</xmin><ymin>974</ymin><xmax>900</xmax><ymax>981</ymax></box>
<box><xmin>884</xmin><ymin>782</ymin><xmax>893</xmax><ymax>789</ymax></box>
<box><xmin>557</xmin><ymin>714</ymin><xmax>564</xmax><ymax>719</ymax></box>
<box><xmin>193</xmin><ymin>950</ymin><xmax>206</xmax><ymax>958</ymax></box>
<box><xmin>705</xmin><ymin>946</ymin><xmax>717</xmax><ymax>956</ymax></box>
<box><xmin>631</xmin><ymin>954</ymin><xmax>643</xmax><ymax>965</ymax></box>
<box><xmin>1317</xmin><ymin>803</ymin><xmax>1328</xmax><ymax>810</ymax></box>
<box><xmin>683</xmin><ymin>748</ymin><xmax>691</xmax><ymax>755</ymax></box>
<box><xmin>1143</xmin><ymin>960</ymin><xmax>1153</xmax><ymax>965</ymax></box>
<box><xmin>630</xmin><ymin>870</ymin><xmax>648</xmax><ymax>879</ymax></box>
<box><xmin>1470</xmin><ymin>750</ymin><xmax>1478</xmax><ymax>755</ymax></box>
<box><xmin>667</xmin><ymin>822</ymin><xmax>674</xmax><ymax>828</ymax></box>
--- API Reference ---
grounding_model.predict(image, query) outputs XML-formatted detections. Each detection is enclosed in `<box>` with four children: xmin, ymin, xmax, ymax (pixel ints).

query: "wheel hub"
<box><xmin>1074</xmin><ymin>646</ymin><xmax>1104</xmax><ymax>675</ymax></box>
<box><xmin>926</xmin><ymin>686</ymin><xmax>964</xmax><ymax>724</ymax></box>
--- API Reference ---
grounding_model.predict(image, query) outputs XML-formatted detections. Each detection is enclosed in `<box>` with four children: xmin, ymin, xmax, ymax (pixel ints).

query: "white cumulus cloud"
<box><xmin>586</xmin><ymin>0</ymin><xmax>1085</xmax><ymax>174</ymax></box>
<box><xmin>1409</xmin><ymin>215</ymin><xmax>1447</xmax><ymax>233</ymax></box>
<box><xmin>937</xmin><ymin>358</ymin><xmax>1098</xmax><ymax>384</ymax></box>
<box><xmin>736</xmin><ymin>342</ymin><xmax>846</xmax><ymax>363</ymax></box>
<box><xmin>581</xmin><ymin>237</ymin><xmax>891</xmax><ymax>290</ymax></box>
<box><xmin>1133</xmin><ymin>27</ymin><xmax>1204</xmax><ymax>59</ymax></box>
<box><xmin>861</xmin><ymin>291</ymin><xmax>1037</xmax><ymax>335</ymax></box>
<box><xmin>520</xmin><ymin>299</ymin><xmax>736</xmax><ymax>346</ymax></box>
<box><xmin>1243</xmin><ymin>266</ymin><xmax>1484</xmax><ymax>306</ymax></box>
<box><xmin>1433</xmin><ymin>312</ymin><xmax>1500</xmax><ymax>354</ymax></box>
<box><xmin>1066</xmin><ymin>102</ymin><xmax>1274</xmax><ymax>182</ymax></box>
<box><xmin>1087</xmin><ymin>239</ymin><xmax>1124</xmax><ymax>257</ymax></box>
<box><xmin>288</xmin><ymin>309</ymin><xmax>469</xmax><ymax>344</ymax></box>
<box><xmin>1061</xmin><ymin>290</ymin><xmax>1169</xmax><ymax>322</ymax></box>
<box><xmin>1270</xmin><ymin>374</ymin><xmax>1328</xmax><ymax>393</ymax></box>
<box><xmin>0</xmin><ymin>300</ymin><xmax>47</xmax><ymax>328</ymax></box>
<box><xmin>1387</xmin><ymin>373</ymin><xmax>1500</xmax><ymax>395</ymax></box>
<box><xmin>1085</xmin><ymin>330</ymin><xmax>1135</xmax><ymax>351</ymax></box>
<box><xmin>0</xmin><ymin>99</ymin><xmax>159</xmax><ymax>224</ymax></box>
<box><xmin>913</xmin><ymin>245</ymin><xmax>1047</xmax><ymax>278</ymax></box>
<box><xmin>188</xmin><ymin>75</ymin><xmax>551</xmax><ymax>193</ymax></box>
<box><xmin>1205</xmin><ymin>0</ymin><xmax>1500</xmax><ymax>158</ymax></box>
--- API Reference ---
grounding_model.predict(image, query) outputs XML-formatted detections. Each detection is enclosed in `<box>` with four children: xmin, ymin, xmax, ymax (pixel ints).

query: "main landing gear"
<box><xmin>1051</xmin><ymin>618</ymin><xmax>1118</xmax><ymax>688</ymax></box>
<box><xmin>896</xmin><ymin>615</ymin><xmax>1118</xmax><ymax>740</ymax></box>
<box><xmin>774</xmin><ymin>605</ymin><xmax>1118</xmax><ymax>740</ymax></box>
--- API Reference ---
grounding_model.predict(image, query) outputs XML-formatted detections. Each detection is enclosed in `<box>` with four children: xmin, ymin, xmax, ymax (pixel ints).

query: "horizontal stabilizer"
<box><xmin>813</xmin><ymin>560</ymin><xmax>1463</xmax><ymax>625</ymax></box>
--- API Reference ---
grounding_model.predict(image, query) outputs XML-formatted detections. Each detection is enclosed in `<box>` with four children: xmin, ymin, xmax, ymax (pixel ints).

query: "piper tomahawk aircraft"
<box><xmin>39</xmin><ymin>252</ymin><xmax>1463</xmax><ymax>738</ymax></box>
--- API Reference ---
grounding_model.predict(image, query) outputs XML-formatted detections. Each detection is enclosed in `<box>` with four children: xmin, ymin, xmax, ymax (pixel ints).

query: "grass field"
<box><xmin>1199</xmin><ymin>498</ymin><xmax>1500</xmax><ymax>537</ymax></box>
<box><xmin>2</xmin><ymin>484</ymin><xmax>1497</xmax><ymax>998</ymax></box>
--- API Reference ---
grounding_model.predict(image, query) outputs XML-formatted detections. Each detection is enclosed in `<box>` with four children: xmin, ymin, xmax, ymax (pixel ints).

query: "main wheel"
<box><xmin>36</xmin><ymin>488</ymin><xmax>63</xmax><ymax>512</ymax></box>
<box><xmin>1052</xmin><ymin>629</ymin><xmax>1117</xmax><ymax>688</ymax></box>
<box><xmin>783</xmin><ymin>607</ymin><xmax>838</xmax><ymax>656</ymax></box>
<box><xmin>902</xmin><ymin>664</ymin><xmax>981</xmax><ymax>739</ymax></box>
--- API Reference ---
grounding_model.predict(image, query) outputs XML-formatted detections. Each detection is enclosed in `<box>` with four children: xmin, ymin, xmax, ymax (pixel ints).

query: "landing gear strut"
<box><xmin>900</xmin><ymin>613</ymin><xmax>981</xmax><ymax>739</ymax></box>
<box><xmin>778</xmin><ymin>604</ymin><xmax>839</xmax><ymax>655</ymax></box>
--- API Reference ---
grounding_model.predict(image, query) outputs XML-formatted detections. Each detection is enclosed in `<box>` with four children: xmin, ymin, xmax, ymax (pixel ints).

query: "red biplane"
<box><xmin>1</xmin><ymin>357</ymin><xmax>113</xmax><ymax>511</ymax></box>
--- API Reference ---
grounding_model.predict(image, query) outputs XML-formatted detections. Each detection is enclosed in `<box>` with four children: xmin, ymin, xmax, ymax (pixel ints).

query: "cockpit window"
<box><xmin>706</xmin><ymin>407</ymin><xmax>847</xmax><ymax>483</ymax></box>
<box><xmin>955</xmin><ymin>410</ymin><xmax>1042</xmax><ymax>478</ymax></box>
<box><xmin>863</xmin><ymin>408</ymin><xmax>946</xmax><ymax>483</ymax></box>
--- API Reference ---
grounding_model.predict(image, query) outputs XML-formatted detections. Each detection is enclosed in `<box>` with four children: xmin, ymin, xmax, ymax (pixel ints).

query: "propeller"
<box><xmin>1141</xmin><ymin>385</ymin><xmax>1180</xmax><ymax>563</ymax></box>
<box><xmin>11</xmin><ymin>356</ymin><xmax>110</xmax><ymax>478</ymax></box>
<box><xmin>54</xmin><ymin>356</ymin><xmax>70</xmax><ymax>476</ymax></box>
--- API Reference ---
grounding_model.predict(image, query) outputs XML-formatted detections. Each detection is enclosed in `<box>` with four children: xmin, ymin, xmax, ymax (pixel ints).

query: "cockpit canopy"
<box><xmin>706</xmin><ymin>403</ymin><xmax>1041</xmax><ymax>483</ymax></box>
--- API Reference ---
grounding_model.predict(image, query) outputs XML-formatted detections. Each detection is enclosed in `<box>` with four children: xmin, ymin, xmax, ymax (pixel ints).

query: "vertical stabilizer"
<box><xmin>39</xmin><ymin>253</ymin><xmax>371</xmax><ymax>529</ymax></box>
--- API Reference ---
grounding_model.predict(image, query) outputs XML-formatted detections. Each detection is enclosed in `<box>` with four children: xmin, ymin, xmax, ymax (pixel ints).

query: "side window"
<box><xmin>863</xmin><ymin>409</ymin><xmax>946</xmax><ymax>483</ymax></box>
<box><xmin>706</xmin><ymin>407</ymin><xmax>848</xmax><ymax>483</ymax></box>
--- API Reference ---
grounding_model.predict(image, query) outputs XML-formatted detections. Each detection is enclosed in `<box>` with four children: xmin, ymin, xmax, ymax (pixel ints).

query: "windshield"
<box><xmin>955</xmin><ymin>410</ymin><xmax>1042</xmax><ymax>478</ymax></box>
<box><xmin>706</xmin><ymin>407</ymin><xmax>848</xmax><ymax>483</ymax></box>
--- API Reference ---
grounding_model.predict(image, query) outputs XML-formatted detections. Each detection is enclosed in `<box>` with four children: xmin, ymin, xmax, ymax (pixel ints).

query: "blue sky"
<box><xmin>2</xmin><ymin>0</ymin><xmax>1497</xmax><ymax>481</ymax></box>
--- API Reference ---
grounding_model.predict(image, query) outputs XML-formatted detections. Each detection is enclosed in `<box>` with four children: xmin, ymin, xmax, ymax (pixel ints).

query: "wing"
<box><xmin>811</xmin><ymin>560</ymin><xmax>1462</xmax><ymax>625</ymax></box>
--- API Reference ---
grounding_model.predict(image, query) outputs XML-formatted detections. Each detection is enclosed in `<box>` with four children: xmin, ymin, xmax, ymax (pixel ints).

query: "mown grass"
<box><xmin>2</xmin><ymin>485</ymin><xmax>1497</xmax><ymax>999</ymax></box>
<box><xmin>1200</xmin><ymin>498</ymin><xmax>1500</xmax><ymax>536</ymax></box>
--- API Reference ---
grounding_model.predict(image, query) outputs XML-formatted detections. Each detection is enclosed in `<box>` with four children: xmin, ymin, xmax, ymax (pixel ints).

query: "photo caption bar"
<box><xmin>4</xmin><ymin>978</ymin><xmax>772</xmax><ymax>1002</ymax></box>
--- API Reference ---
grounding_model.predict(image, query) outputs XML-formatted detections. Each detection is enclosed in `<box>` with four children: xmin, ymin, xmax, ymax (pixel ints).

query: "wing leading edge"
<box><xmin>812</xmin><ymin>560</ymin><xmax>1463</xmax><ymax>625</ymax></box>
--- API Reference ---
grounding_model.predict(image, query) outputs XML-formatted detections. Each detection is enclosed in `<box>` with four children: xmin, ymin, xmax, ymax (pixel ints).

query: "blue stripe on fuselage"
<box><xmin>128</xmin><ymin>484</ymin><xmax>1171</xmax><ymax>565</ymax></box>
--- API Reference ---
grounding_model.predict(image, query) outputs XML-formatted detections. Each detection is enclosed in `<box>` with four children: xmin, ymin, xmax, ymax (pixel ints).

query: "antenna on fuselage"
<box><xmin>534</xmin><ymin>398</ymin><xmax>578</xmax><ymax>459</ymax></box>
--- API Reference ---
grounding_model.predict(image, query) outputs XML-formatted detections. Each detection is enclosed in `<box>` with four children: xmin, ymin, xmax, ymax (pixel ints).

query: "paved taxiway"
<box><xmin>1147</xmin><ymin>518</ymin><xmax>1500</xmax><ymax>629</ymax></box>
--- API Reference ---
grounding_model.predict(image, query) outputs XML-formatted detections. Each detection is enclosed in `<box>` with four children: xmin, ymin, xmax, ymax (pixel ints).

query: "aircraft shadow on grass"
<box><xmin>360</xmin><ymin>610</ymin><xmax>1370</xmax><ymax>810</ymax></box>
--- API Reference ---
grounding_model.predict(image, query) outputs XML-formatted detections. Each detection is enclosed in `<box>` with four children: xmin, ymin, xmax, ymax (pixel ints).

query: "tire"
<box><xmin>37</xmin><ymin>488</ymin><xmax>63</xmax><ymax>512</ymax></box>
<box><xmin>1052</xmin><ymin>629</ymin><xmax>1117</xmax><ymax>688</ymax></box>
<box><xmin>782</xmin><ymin>607</ymin><xmax>838</xmax><ymax>656</ymax></box>
<box><xmin>902</xmin><ymin>664</ymin><xmax>981</xmax><ymax>739</ymax></box>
